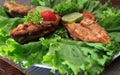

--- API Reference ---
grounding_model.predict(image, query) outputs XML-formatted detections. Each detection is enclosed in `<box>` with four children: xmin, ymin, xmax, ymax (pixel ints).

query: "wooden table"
<box><xmin>0</xmin><ymin>0</ymin><xmax>120</xmax><ymax>75</ymax></box>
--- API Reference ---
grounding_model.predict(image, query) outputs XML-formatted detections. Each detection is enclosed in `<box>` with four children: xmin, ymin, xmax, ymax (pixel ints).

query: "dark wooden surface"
<box><xmin>100</xmin><ymin>0</ymin><xmax>120</xmax><ymax>8</ymax></box>
<box><xmin>0</xmin><ymin>0</ymin><xmax>31</xmax><ymax>6</ymax></box>
<box><xmin>0</xmin><ymin>0</ymin><xmax>120</xmax><ymax>75</ymax></box>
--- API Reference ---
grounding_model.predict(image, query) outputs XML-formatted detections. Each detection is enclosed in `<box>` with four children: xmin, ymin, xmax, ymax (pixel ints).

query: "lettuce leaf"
<box><xmin>0</xmin><ymin>38</ymin><xmax>48</xmax><ymax>68</ymax></box>
<box><xmin>98</xmin><ymin>8</ymin><xmax>120</xmax><ymax>32</ymax></box>
<box><xmin>42</xmin><ymin>37</ymin><xmax>120</xmax><ymax>75</ymax></box>
<box><xmin>31</xmin><ymin>0</ymin><xmax>66</xmax><ymax>8</ymax></box>
<box><xmin>0</xmin><ymin>16</ymin><xmax>23</xmax><ymax>35</ymax></box>
<box><xmin>0</xmin><ymin>7</ymin><xmax>24</xmax><ymax>46</ymax></box>
<box><xmin>109</xmin><ymin>32</ymin><xmax>120</xmax><ymax>42</ymax></box>
<box><xmin>0</xmin><ymin>7</ymin><xmax>8</xmax><ymax>17</ymax></box>
<box><xmin>81</xmin><ymin>0</ymin><xmax>111</xmax><ymax>21</ymax></box>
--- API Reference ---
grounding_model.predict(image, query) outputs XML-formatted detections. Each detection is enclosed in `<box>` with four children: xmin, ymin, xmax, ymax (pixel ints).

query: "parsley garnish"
<box><xmin>24</xmin><ymin>9</ymin><xmax>43</xmax><ymax>24</ymax></box>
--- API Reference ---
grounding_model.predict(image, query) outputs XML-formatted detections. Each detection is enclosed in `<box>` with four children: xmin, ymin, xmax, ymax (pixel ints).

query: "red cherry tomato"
<box><xmin>41</xmin><ymin>10</ymin><xmax>57</xmax><ymax>21</ymax></box>
<box><xmin>83</xmin><ymin>10</ymin><xmax>96</xmax><ymax>20</ymax></box>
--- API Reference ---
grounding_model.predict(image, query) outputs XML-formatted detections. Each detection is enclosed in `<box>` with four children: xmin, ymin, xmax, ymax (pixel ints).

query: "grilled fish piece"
<box><xmin>10</xmin><ymin>15</ymin><xmax>61</xmax><ymax>44</ymax></box>
<box><xmin>4</xmin><ymin>1</ymin><xmax>32</xmax><ymax>17</ymax></box>
<box><xmin>65</xmin><ymin>18</ymin><xmax>110</xmax><ymax>44</ymax></box>
<box><xmin>0</xmin><ymin>56</ymin><xmax>28</xmax><ymax>75</ymax></box>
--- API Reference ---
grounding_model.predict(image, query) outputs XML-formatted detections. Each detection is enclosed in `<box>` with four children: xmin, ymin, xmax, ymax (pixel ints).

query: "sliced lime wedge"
<box><xmin>36</xmin><ymin>6</ymin><xmax>53</xmax><ymax>12</ymax></box>
<box><xmin>62</xmin><ymin>12</ymin><xmax>83</xmax><ymax>23</ymax></box>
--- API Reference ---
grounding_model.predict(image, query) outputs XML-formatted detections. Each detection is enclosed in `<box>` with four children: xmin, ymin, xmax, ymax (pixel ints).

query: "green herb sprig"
<box><xmin>24</xmin><ymin>9</ymin><xmax>43</xmax><ymax>24</ymax></box>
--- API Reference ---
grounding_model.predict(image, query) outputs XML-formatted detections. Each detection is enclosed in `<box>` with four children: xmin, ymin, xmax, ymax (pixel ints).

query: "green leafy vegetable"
<box><xmin>0</xmin><ymin>29</ymin><xmax>9</xmax><ymax>45</ymax></box>
<box><xmin>82</xmin><ymin>0</ymin><xmax>111</xmax><ymax>19</ymax></box>
<box><xmin>48</xmin><ymin>26</ymin><xmax>69</xmax><ymax>39</ymax></box>
<box><xmin>31</xmin><ymin>0</ymin><xmax>66</xmax><ymax>8</ymax></box>
<box><xmin>54</xmin><ymin>2</ymin><xmax>78</xmax><ymax>16</ymax></box>
<box><xmin>98</xmin><ymin>8</ymin><xmax>120</xmax><ymax>32</ymax></box>
<box><xmin>109</xmin><ymin>32</ymin><xmax>120</xmax><ymax>42</ymax></box>
<box><xmin>0</xmin><ymin>16</ymin><xmax>23</xmax><ymax>35</ymax></box>
<box><xmin>0</xmin><ymin>7</ymin><xmax>8</xmax><ymax>17</ymax></box>
<box><xmin>75</xmin><ymin>0</ymin><xmax>89</xmax><ymax>10</ymax></box>
<box><xmin>42</xmin><ymin>37</ymin><xmax>120</xmax><ymax>75</ymax></box>
<box><xmin>24</xmin><ymin>9</ymin><xmax>42</xmax><ymax>24</ymax></box>
<box><xmin>0</xmin><ymin>37</ymin><xmax>48</xmax><ymax>68</ymax></box>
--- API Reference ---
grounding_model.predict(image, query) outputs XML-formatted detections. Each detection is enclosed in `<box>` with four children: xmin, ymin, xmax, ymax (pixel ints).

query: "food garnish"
<box><xmin>24</xmin><ymin>9</ymin><xmax>42</xmax><ymax>24</ymax></box>
<box><xmin>62</xmin><ymin>12</ymin><xmax>83</xmax><ymax>23</ymax></box>
<box><xmin>41</xmin><ymin>10</ymin><xmax>57</xmax><ymax>21</ymax></box>
<box><xmin>36</xmin><ymin>6</ymin><xmax>53</xmax><ymax>12</ymax></box>
<box><xmin>83</xmin><ymin>10</ymin><xmax>96</xmax><ymax>20</ymax></box>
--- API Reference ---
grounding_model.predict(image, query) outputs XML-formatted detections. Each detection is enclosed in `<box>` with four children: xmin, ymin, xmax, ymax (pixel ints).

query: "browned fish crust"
<box><xmin>10</xmin><ymin>15</ymin><xmax>61</xmax><ymax>44</ymax></box>
<box><xmin>65</xmin><ymin>18</ymin><xmax>110</xmax><ymax>44</ymax></box>
<box><xmin>4</xmin><ymin>1</ymin><xmax>32</xmax><ymax>17</ymax></box>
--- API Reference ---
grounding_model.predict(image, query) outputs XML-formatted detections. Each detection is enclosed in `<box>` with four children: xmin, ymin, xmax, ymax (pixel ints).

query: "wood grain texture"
<box><xmin>0</xmin><ymin>56</ymin><xmax>28</xmax><ymax>75</ymax></box>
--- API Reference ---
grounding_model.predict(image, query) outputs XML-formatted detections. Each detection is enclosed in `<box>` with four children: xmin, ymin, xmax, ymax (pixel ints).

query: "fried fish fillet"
<box><xmin>65</xmin><ymin>18</ymin><xmax>110</xmax><ymax>44</ymax></box>
<box><xmin>4</xmin><ymin>1</ymin><xmax>32</xmax><ymax>17</ymax></box>
<box><xmin>10</xmin><ymin>15</ymin><xmax>61</xmax><ymax>44</ymax></box>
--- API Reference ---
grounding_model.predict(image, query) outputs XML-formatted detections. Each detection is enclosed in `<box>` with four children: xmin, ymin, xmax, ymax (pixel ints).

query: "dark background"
<box><xmin>1</xmin><ymin>0</ymin><xmax>120</xmax><ymax>8</ymax></box>
<box><xmin>100</xmin><ymin>0</ymin><xmax>120</xmax><ymax>8</ymax></box>
<box><xmin>0</xmin><ymin>0</ymin><xmax>120</xmax><ymax>75</ymax></box>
